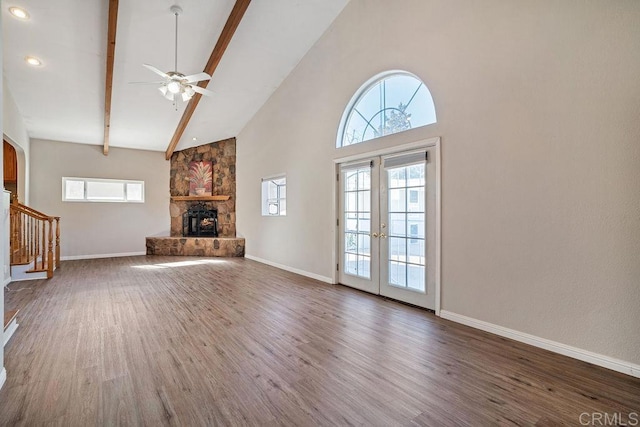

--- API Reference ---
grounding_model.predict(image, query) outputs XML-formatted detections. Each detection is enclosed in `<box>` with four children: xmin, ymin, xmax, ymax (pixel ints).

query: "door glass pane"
<box><xmin>345</xmin><ymin>171</ymin><xmax>358</xmax><ymax>191</ymax></box>
<box><xmin>407</xmin><ymin>214</ymin><xmax>424</xmax><ymax>239</ymax></box>
<box><xmin>345</xmin><ymin>192</ymin><xmax>357</xmax><ymax>212</ymax></box>
<box><xmin>386</xmin><ymin>163</ymin><xmax>426</xmax><ymax>291</ymax></box>
<box><xmin>343</xmin><ymin>166</ymin><xmax>372</xmax><ymax>279</ymax></box>
<box><xmin>407</xmin><ymin>187</ymin><xmax>424</xmax><ymax>212</ymax></box>
<box><xmin>388</xmin><ymin>168</ymin><xmax>406</xmax><ymax>188</ymax></box>
<box><xmin>358</xmin><ymin>213</ymin><xmax>370</xmax><ymax>234</ymax></box>
<box><xmin>345</xmin><ymin>233</ymin><xmax>357</xmax><ymax>252</ymax></box>
<box><xmin>388</xmin><ymin>188</ymin><xmax>406</xmax><ymax>212</ymax></box>
<box><xmin>407</xmin><ymin>265</ymin><xmax>425</xmax><ymax>291</ymax></box>
<box><xmin>389</xmin><ymin>261</ymin><xmax>407</xmax><ymax>286</ymax></box>
<box><xmin>389</xmin><ymin>213</ymin><xmax>407</xmax><ymax>237</ymax></box>
<box><xmin>358</xmin><ymin>190</ymin><xmax>371</xmax><ymax>212</ymax></box>
<box><xmin>358</xmin><ymin>170</ymin><xmax>370</xmax><ymax>190</ymax></box>
<box><xmin>407</xmin><ymin>239</ymin><xmax>425</xmax><ymax>265</ymax></box>
<box><xmin>389</xmin><ymin>237</ymin><xmax>407</xmax><ymax>262</ymax></box>
<box><xmin>358</xmin><ymin>234</ymin><xmax>371</xmax><ymax>256</ymax></box>
<box><xmin>345</xmin><ymin>213</ymin><xmax>358</xmax><ymax>232</ymax></box>
<box><xmin>345</xmin><ymin>253</ymin><xmax>358</xmax><ymax>275</ymax></box>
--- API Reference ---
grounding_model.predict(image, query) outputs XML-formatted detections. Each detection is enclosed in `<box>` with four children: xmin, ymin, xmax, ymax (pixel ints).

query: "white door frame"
<box><xmin>332</xmin><ymin>137</ymin><xmax>441</xmax><ymax>315</ymax></box>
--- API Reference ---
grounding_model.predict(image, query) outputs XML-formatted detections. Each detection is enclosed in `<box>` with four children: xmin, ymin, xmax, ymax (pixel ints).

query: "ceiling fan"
<box><xmin>132</xmin><ymin>5</ymin><xmax>214</xmax><ymax>104</ymax></box>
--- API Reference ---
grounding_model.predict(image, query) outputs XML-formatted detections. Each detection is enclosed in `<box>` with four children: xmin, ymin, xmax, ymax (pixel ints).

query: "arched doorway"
<box><xmin>3</xmin><ymin>140</ymin><xmax>18</xmax><ymax>202</ymax></box>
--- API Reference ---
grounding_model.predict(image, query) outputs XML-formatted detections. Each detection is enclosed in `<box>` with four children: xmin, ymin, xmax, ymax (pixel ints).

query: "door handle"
<box><xmin>372</xmin><ymin>233</ymin><xmax>379</xmax><ymax>238</ymax></box>
<box><xmin>380</xmin><ymin>233</ymin><xmax>387</xmax><ymax>239</ymax></box>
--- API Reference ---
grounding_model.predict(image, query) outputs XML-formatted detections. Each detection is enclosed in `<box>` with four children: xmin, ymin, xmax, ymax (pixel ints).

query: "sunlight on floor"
<box><xmin>132</xmin><ymin>259</ymin><xmax>229</xmax><ymax>269</ymax></box>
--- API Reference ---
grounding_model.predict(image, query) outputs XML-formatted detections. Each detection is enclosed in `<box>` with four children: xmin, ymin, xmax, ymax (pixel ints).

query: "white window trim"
<box><xmin>261</xmin><ymin>174</ymin><xmax>286</xmax><ymax>216</ymax></box>
<box><xmin>62</xmin><ymin>177</ymin><xmax>145</xmax><ymax>203</ymax></box>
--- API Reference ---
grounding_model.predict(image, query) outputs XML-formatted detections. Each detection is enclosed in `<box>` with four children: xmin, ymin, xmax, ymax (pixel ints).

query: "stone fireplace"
<box><xmin>146</xmin><ymin>137</ymin><xmax>245</xmax><ymax>257</ymax></box>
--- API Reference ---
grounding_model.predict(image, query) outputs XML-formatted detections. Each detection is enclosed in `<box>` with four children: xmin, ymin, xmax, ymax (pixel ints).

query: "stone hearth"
<box><xmin>146</xmin><ymin>237</ymin><xmax>244</xmax><ymax>257</ymax></box>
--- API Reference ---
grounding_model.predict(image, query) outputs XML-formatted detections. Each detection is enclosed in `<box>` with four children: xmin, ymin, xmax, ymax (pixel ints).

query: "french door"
<box><xmin>338</xmin><ymin>149</ymin><xmax>437</xmax><ymax>310</ymax></box>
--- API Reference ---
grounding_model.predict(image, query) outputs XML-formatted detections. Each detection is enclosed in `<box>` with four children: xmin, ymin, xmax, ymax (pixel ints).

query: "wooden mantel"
<box><xmin>170</xmin><ymin>195</ymin><xmax>230</xmax><ymax>201</ymax></box>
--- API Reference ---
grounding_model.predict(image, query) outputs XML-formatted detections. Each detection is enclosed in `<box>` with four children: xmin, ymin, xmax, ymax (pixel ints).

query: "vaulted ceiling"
<box><xmin>2</xmin><ymin>0</ymin><xmax>349</xmax><ymax>153</ymax></box>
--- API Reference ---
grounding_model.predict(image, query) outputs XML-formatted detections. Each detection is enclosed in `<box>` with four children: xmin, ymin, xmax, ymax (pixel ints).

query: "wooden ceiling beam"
<box><xmin>103</xmin><ymin>0</ymin><xmax>119</xmax><ymax>156</ymax></box>
<box><xmin>165</xmin><ymin>0</ymin><xmax>251</xmax><ymax>160</ymax></box>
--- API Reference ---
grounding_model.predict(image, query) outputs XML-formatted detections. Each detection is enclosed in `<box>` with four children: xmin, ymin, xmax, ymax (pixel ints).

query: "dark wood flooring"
<box><xmin>0</xmin><ymin>256</ymin><xmax>638</xmax><ymax>426</ymax></box>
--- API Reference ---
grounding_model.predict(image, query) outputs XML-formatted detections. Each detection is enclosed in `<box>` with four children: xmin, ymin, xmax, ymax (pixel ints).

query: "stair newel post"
<box><xmin>55</xmin><ymin>218</ymin><xmax>60</xmax><ymax>268</ymax></box>
<box><xmin>47</xmin><ymin>218</ymin><xmax>54</xmax><ymax>279</ymax></box>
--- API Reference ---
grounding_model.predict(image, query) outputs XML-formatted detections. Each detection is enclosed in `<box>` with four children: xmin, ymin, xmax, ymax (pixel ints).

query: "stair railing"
<box><xmin>9</xmin><ymin>200</ymin><xmax>60</xmax><ymax>279</ymax></box>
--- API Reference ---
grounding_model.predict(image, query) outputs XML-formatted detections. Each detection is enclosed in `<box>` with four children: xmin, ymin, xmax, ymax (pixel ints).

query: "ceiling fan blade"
<box><xmin>129</xmin><ymin>81</ymin><xmax>166</xmax><ymax>85</ymax></box>
<box><xmin>190</xmin><ymin>85</ymin><xmax>214</xmax><ymax>97</ymax></box>
<box><xmin>183</xmin><ymin>72</ymin><xmax>211</xmax><ymax>83</ymax></box>
<box><xmin>142</xmin><ymin>63</ymin><xmax>170</xmax><ymax>79</ymax></box>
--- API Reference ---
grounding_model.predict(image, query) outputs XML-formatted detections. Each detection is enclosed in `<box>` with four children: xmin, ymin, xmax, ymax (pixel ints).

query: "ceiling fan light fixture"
<box><xmin>138</xmin><ymin>5</ymin><xmax>212</xmax><ymax>104</ymax></box>
<box><xmin>9</xmin><ymin>6</ymin><xmax>29</xmax><ymax>20</ymax></box>
<box><xmin>25</xmin><ymin>56</ymin><xmax>42</xmax><ymax>66</ymax></box>
<box><xmin>167</xmin><ymin>80</ymin><xmax>181</xmax><ymax>94</ymax></box>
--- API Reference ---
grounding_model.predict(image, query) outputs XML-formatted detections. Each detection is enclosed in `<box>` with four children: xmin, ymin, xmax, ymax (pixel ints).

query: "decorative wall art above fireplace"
<box><xmin>189</xmin><ymin>161</ymin><xmax>213</xmax><ymax>196</ymax></box>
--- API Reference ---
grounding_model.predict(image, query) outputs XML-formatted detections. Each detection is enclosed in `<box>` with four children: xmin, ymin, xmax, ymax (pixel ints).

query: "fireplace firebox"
<box><xmin>183</xmin><ymin>203</ymin><xmax>218</xmax><ymax>237</ymax></box>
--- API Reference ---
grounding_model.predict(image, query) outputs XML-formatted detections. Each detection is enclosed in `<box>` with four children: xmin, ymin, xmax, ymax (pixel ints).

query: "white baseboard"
<box><xmin>245</xmin><ymin>254</ymin><xmax>333</xmax><ymax>284</ymax></box>
<box><xmin>440</xmin><ymin>310</ymin><xmax>640</xmax><ymax>379</ymax></box>
<box><xmin>61</xmin><ymin>251</ymin><xmax>146</xmax><ymax>261</ymax></box>
<box><xmin>3</xmin><ymin>276</ymin><xmax>11</xmax><ymax>287</ymax></box>
<box><xmin>0</xmin><ymin>368</ymin><xmax>6</xmax><ymax>391</ymax></box>
<box><xmin>4</xmin><ymin>321</ymin><xmax>18</xmax><ymax>346</ymax></box>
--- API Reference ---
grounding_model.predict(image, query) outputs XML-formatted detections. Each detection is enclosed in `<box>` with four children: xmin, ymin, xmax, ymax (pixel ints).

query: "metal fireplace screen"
<box><xmin>183</xmin><ymin>203</ymin><xmax>218</xmax><ymax>237</ymax></box>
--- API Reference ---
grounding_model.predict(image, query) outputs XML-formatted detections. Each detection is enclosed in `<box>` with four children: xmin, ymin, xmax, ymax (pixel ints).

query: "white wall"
<box><xmin>237</xmin><ymin>0</ymin><xmax>640</xmax><ymax>366</ymax></box>
<box><xmin>0</xmin><ymin>10</ymin><xmax>5</xmax><ymax>388</ymax></box>
<box><xmin>30</xmin><ymin>139</ymin><xmax>170</xmax><ymax>258</ymax></box>
<box><xmin>2</xmin><ymin>77</ymin><xmax>30</xmax><ymax>204</ymax></box>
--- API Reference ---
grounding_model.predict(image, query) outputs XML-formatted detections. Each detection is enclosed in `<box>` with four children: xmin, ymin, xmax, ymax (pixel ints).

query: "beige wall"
<box><xmin>237</xmin><ymin>0</ymin><xmax>640</xmax><ymax>365</ymax></box>
<box><xmin>30</xmin><ymin>139</ymin><xmax>169</xmax><ymax>258</ymax></box>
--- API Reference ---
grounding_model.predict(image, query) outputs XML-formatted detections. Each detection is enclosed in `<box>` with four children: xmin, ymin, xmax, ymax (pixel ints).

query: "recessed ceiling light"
<box><xmin>192</xmin><ymin>137</ymin><xmax>198</xmax><ymax>141</ymax></box>
<box><xmin>9</xmin><ymin>6</ymin><xmax>29</xmax><ymax>20</ymax></box>
<box><xmin>25</xmin><ymin>56</ymin><xmax>42</xmax><ymax>66</ymax></box>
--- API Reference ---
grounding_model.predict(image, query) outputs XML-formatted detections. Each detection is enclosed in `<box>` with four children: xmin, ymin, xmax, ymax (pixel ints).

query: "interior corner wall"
<box><xmin>2</xmin><ymin>77</ymin><xmax>30</xmax><ymax>205</ymax></box>
<box><xmin>29</xmin><ymin>139</ymin><xmax>170</xmax><ymax>258</ymax></box>
<box><xmin>236</xmin><ymin>0</ymin><xmax>640</xmax><ymax>365</ymax></box>
<box><xmin>0</xmin><ymin>11</ymin><xmax>5</xmax><ymax>386</ymax></box>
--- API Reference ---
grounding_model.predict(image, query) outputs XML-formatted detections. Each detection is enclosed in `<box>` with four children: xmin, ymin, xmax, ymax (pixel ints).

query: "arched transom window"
<box><xmin>337</xmin><ymin>71</ymin><xmax>436</xmax><ymax>148</ymax></box>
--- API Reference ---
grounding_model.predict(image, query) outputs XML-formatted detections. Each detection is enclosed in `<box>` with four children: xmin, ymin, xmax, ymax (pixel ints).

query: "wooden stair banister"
<box><xmin>9</xmin><ymin>200</ymin><xmax>61</xmax><ymax>279</ymax></box>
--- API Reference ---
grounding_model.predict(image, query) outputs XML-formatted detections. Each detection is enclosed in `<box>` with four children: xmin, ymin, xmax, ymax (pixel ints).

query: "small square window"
<box><xmin>262</xmin><ymin>176</ymin><xmax>286</xmax><ymax>216</ymax></box>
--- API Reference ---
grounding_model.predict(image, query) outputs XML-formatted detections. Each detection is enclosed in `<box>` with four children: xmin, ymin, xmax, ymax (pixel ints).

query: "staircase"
<box><xmin>9</xmin><ymin>200</ymin><xmax>60</xmax><ymax>281</ymax></box>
